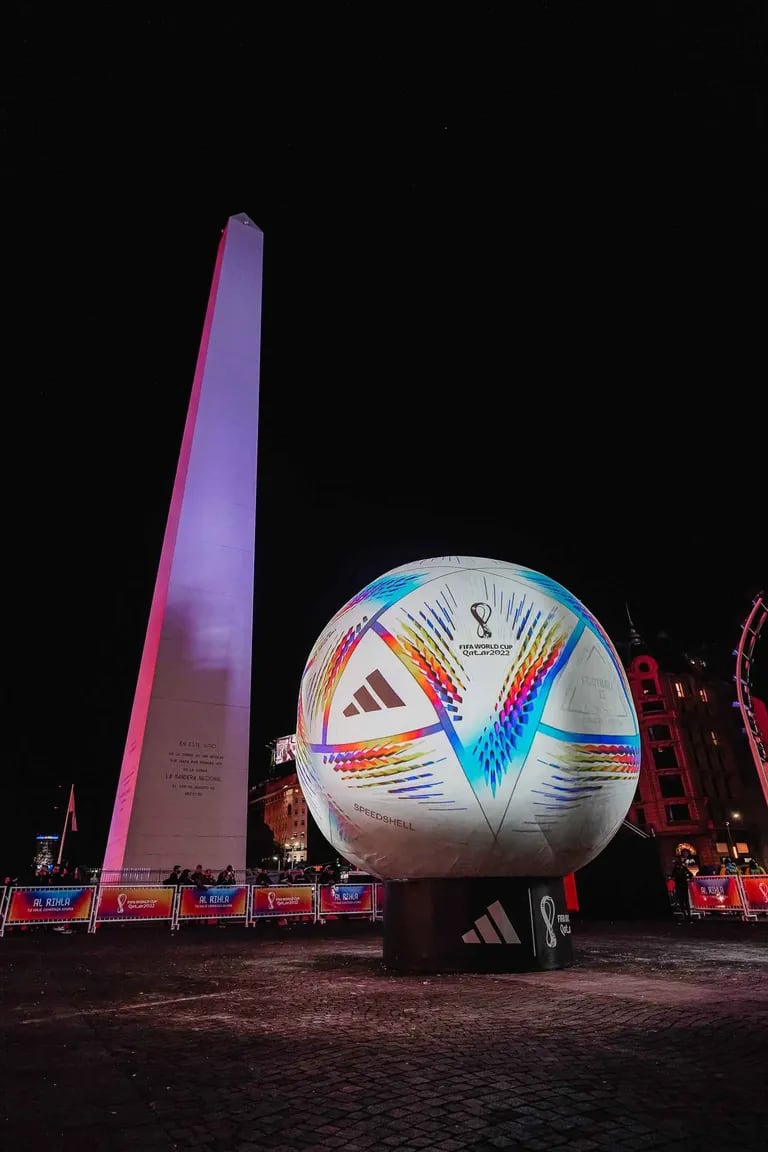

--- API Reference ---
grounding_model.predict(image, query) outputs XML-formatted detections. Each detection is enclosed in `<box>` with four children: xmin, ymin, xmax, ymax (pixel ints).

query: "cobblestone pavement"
<box><xmin>1</xmin><ymin>918</ymin><xmax>767</xmax><ymax>1152</ymax></box>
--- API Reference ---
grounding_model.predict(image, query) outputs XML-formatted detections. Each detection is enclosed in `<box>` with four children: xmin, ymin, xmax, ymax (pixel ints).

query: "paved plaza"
<box><xmin>1</xmin><ymin>917</ymin><xmax>767</xmax><ymax>1152</ymax></box>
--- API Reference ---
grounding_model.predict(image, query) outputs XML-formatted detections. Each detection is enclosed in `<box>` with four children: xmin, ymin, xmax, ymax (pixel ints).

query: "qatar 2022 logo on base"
<box><xmin>296</xmin><ymin>557</ymin><xmax>640</xmax><ymax>881</ymax></box>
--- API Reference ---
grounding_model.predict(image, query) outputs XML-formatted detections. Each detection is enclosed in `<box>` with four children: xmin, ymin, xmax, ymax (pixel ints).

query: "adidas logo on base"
<box><xmin>461</xmin><ymin>900</ymin><xmax>521</xmax><ymax>944</ymax></box>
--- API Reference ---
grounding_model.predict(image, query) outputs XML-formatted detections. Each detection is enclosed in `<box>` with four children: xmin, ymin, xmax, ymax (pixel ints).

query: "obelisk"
<box><xmin>103</xmin><ymin>213</ymin><xmax>263</xmax><ymax>876</ymax></box>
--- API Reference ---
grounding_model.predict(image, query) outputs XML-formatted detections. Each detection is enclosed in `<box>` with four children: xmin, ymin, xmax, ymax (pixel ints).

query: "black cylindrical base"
<box><xmin>382</xmin><ymin>876</ymin><xmax>573</xmax><ymax>973</ymax></box>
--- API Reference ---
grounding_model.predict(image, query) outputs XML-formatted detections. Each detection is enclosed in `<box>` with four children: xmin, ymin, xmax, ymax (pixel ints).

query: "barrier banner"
<box><xmin>375</xmin><ymin>882</ymin><xmax>385</xmax><ymax>918</ymax></box>
<box><xmin>742</xmin><ymin>877</ymin><xmax>768</xmax><ymax>912</ymax></box>
<box><xmin>178</xmin><ymin>885</ymin><xmax>248</xmax><ymax>919</ymax></box>
<box><xmin>688</xmin><ymin>876</ymin><xmax>742</xmax><ymax>911</ymax></box>
<box><xmin>251</xmin><ymin>885</ymin><xmax>314</xmax><ymax>919</ymax></box>
<box><xmin>97</xmin><ymin>885</ymin><xmax>175</xmax><ymax>921</ymax></box>
<box><xmin>5</xmin><ymin>886</ymin><xmax>94</xmax><ymax>925</ymax></box>
<box><xmin>319</xmin><ymin>883</ymin><xmax>373</xmax><ymax>916</ymax></box>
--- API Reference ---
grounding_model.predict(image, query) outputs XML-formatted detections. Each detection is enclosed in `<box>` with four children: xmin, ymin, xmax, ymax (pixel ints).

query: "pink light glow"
<box><xmin>735</xmin><ymin>593</ymin><xmax>768</xmax><ymax>812</ymax></box>
<box><xmin>102</xmin><ymin>229</ymin><xmax>228</xmax><ymax>873</ymax></box>
<box><xmin>752</xmin><ymin>694</ymin><xmax>768</xmax><ymax>803</ymax></box>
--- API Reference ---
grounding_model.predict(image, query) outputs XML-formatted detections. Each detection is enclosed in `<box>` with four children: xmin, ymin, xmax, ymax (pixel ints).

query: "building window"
<box><xmin>674</xmin><ymin>681</ymin><xmax>685</xmax><ymax>698</ymax></box>
<box><xmin>641</xmin><ymin>700</ymin><xmax>666</xmax><ymax>714</ymax></box>
<box><xmin>699</xmin><ymin>688</ymin><xmax>709</xmax><ymax>703</ymax></box>
<box><xmin>641</xmin><ymin>678</ymin><xmax>658</xmax><ymax>696</ymax></box>
<box><xmin>653</xmin><ymin>745</ymin><xmax>679</xmax><ymax>770</ymax></box>
<box><xmin>659</xmin><ymin>774</ymin><xmax>684</xmax><ymax>799</ymax></box>
<box><xmin>665</xmin><ymin>803</ymin><xmax>690</xmax><ymax>823</ymax></box>
<box><xmin>635</xmin><ymin>807</ymin><xmax>647</xmax><ymax>825</ymax></box>
<box><xmin>710</xmin><ymin>731</ymin><xmax>720</xmax><ymax>746</ymax></box>
<box><xmin>647</xmin><ymin>724</ymin><xmax>671</xmax><ymax>742</ymax></box>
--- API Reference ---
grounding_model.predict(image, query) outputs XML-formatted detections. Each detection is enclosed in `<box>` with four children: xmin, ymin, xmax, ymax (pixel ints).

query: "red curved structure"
<box><xmin>735</xmin><ymin>591</ymin><xmax>768</xmax><ymax>808</ymax></box>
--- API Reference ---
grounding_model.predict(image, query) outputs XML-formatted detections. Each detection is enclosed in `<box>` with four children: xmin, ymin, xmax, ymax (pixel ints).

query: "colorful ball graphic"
<box><xmin>296</xmin><ymin>557</ymin><xmax>640</xmax><ymax>880</ymax></box>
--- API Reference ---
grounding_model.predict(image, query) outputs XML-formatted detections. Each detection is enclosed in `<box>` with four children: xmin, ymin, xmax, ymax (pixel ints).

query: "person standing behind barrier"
<box><xmin>671</xmin><ymin>856</ymin><xmax>693</xmax><ymax>922</ymax></box>
<box><xmin>190</xmin><ymin>865</ymin><xmax>210</xmax><ymax>890</ymax></box>
<box><xmin>217</xmin><ymin>865</ymin><xmax>236</xmax><ymax>885</ymax></box>
<box><xmin>163</xmin><ymin>865</ymin><xmax>182</xmax><ymax>885</ymax></box>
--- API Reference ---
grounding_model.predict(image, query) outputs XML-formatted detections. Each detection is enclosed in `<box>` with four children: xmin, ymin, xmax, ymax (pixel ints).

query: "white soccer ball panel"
<box><xmin>542</xmin><ymin>626</ymin><xmax>637</xmax><ymax>736</ymax></box>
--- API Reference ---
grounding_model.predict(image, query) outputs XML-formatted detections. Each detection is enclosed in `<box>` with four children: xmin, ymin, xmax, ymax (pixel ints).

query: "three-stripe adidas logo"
<box><xmin>343</xmin><ymin>669</ymin><xmax>406</xmax><ymax>717</ymax></box>
<box><xmin>461</xmin><ymin>900</ymin><xmax>521</xmax><ymax>945</ymax></box>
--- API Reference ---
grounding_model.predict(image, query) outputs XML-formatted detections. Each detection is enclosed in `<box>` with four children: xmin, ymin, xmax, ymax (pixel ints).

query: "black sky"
<box><xmin>3</xmin><ymin>4</ymin><xmax>766</xmax><ymax>868</ymax></box>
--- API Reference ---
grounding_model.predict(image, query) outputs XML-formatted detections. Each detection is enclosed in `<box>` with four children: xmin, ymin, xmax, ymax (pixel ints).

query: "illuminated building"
<box><xmin>249</xmin><ymin>772</ymin><xmax>308</xmax><ymax>869</ymax></box>
<box><xmin>624</xmin><ymin>628</ymin><xmax>768</xmax><ymax>872</ymax></box>
<box><xmin>32</xmin><ymin>835</ymin><xmax>59</xmax><ymax>872</ymax></box>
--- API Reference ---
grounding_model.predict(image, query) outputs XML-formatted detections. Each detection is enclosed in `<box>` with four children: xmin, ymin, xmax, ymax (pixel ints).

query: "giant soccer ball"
<box><xmin>296</xmin><ymin>557</ymin><xmax>640</xmax><ymax>880</ymax></box>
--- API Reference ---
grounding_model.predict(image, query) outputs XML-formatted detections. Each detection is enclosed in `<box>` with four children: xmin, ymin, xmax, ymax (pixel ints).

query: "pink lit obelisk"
<box><xmin>103</xmin><ymin>214</ymin><xmax>263</xmax><ymax>876</ymax></box>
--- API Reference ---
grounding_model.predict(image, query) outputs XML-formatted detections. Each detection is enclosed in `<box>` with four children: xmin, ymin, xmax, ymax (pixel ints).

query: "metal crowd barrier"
<box><xmin>3</xmin><ymin>875</ymin><xmax>767</xmax><ymax>936</ymax></box>
<box><xmin>0</xmin><ymin>882</ymin><xmax>387</xmax><ymax>935</ymax></box>
<box><xmin>686</xmin><ymin>873</ymin><xmax>768</xmax><ymax>922</ymax></box>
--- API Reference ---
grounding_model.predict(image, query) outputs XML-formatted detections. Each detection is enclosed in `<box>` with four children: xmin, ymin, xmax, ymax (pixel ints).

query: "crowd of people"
<box><xmin>251</xmin><ymin>864</ymin><xmax>343</xmax><ymax>886</ymax></box>
<box><xmin>160</xmin><ymin>863</ymin><xmax>344</xmax><ymax>888</ymax></box>
<box><xmin>2</xmin><ymin>863</ymin><xmax>93</xmax><ymax>887</ymax></box>
<box><xmin>162</xmin><ymin>864</ymin><xmax>237</xmax><ymax>888</ymax></box>
<box><xmin>2</xmin><ymin>861</ymin><xmax>350</xmax><ymax>890</ymax></box>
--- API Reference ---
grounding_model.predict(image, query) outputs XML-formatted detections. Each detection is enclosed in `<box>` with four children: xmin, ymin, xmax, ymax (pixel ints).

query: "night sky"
<box><xmin>4</xmin><ymin>5</ymin><xmax>766</xmax><ymax>870</ymax></box>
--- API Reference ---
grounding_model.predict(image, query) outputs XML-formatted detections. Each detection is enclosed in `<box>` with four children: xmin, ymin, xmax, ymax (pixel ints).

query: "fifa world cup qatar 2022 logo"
<box><xmin>470</xmin><ymin>602</ymin><xmax>492</xmax><ymax>638</ymax></box>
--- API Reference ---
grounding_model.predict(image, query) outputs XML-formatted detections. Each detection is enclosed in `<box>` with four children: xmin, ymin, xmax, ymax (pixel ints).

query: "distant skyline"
<box><xmin>4</xmin><ymin>5</ymin><xmax>766</xmax><ymax>869</ymax></box>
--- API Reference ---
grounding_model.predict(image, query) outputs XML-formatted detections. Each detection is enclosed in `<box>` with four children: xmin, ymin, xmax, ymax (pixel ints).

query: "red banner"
<box><xmin>97</xmin><ymin>885</ymin><xmax>175</xmax><ymax>921</ymax></box>
<box><xmin>5</xmin><ymin>886</ymin><xmax>94</xmax><ymax>925</ymax></box>
<box><xmin>178</xmin><ymin>885</ymin><xmax>248</xmax><ymax>919</ymax></box>
<box><xmin>742</xmin><ymin>876</ymin><xmax>768</xmax><ymax>913</ymax></box>
<box><xmin>563</xmin><ymin>872</ymin><xmax>580</xmax><ymax>912</ymax></box>
<box><xmin>251</xmin><ymin>885</ymin><xmax>314</xmax><ymax>919</ymax></box>
<box><xmin>318</xmin><ymin>883</ymin><xmax>373</xmax><ymax>915</ymax></box>
<box><xmin>688</xmin><ymin>876</ymin><xmax>742</xmax><ymax>910</ymax></box>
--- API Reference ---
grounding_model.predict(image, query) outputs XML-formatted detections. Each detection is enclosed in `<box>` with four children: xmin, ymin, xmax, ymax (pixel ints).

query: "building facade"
<box><xmin>249</xmin><ymin>773</ymin><xmax>308</xmax><ymax>869</ymax></box>
<box><xmin>625</xmin><ymin>649</ymin><xmax>768</xmax><ymax>872</ymax></box>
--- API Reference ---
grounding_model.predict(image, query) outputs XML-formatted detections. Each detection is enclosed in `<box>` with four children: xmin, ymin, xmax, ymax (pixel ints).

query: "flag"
<box><xmin>66</xmin><ymin>784</ymin><xmax>78</xmax><ymax>833</ymax></box>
